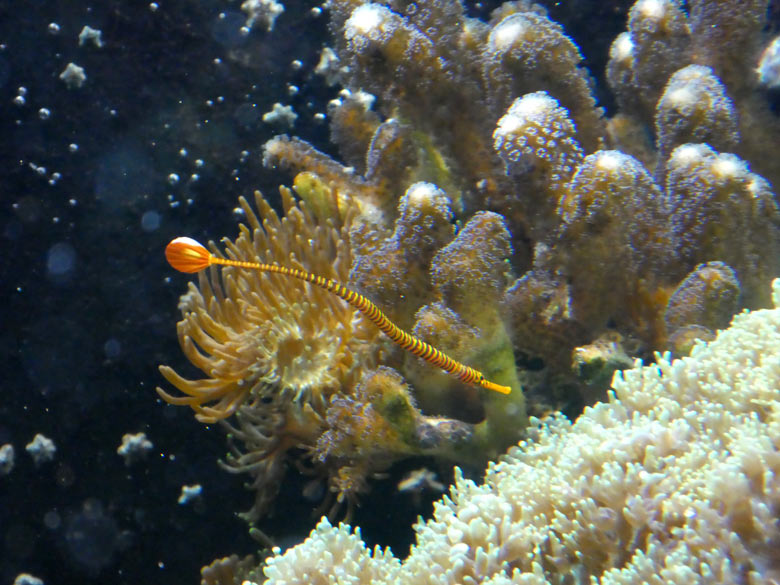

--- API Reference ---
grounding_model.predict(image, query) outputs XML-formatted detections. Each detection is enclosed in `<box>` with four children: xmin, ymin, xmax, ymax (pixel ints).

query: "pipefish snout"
<box><xmin>165</xmin><ymin>237</ymin><xmax>511</xmax><ymax>395</ymax></box>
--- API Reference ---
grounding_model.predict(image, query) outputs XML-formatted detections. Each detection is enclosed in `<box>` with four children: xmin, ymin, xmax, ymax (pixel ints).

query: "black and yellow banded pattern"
<box><xmin>164</xmin><ymin>237</ymin><xmax>511</xmax><ymax>395</ymax></box>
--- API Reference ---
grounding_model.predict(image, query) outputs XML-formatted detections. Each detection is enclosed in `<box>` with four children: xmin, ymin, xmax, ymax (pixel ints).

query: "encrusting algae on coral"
<box><xmin>155</xmin><ymin>0</ymin><xmax>780</xmax><ymax>577</ymax></box>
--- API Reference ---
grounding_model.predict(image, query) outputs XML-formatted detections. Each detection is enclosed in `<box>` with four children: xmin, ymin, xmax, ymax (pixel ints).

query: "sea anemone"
<box><xmin>157</xmin><ymin>189</ymin><xmax>381</xmax><ymax>424</ymax></box>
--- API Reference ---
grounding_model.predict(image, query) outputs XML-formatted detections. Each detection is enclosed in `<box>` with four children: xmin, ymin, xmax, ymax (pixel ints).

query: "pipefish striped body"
<box><xmin>165</xmin><ymin>237</ymin><xmax>511</xmax><ymax>395</ymax></box>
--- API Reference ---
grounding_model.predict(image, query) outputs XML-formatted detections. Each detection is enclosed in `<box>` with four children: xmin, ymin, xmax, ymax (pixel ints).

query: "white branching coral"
<box><xmin>262</xmin><ymin>279</ymin><xmax>780</xmax><ymax>584</ymax></box>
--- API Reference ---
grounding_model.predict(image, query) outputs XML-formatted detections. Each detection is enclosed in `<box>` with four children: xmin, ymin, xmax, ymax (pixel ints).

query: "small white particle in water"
<box><xmin>241</xmin><ymin>0</ymin><xmax>284</xmax><ymax>32</ymax></box>
<box><xmin>48</xmin><ymin>22</ymin><xmax>61</xmax><ymax>34</ymax></box>
<box><xmin>177</xmin><ymin>484</ymin><xmax>202</xmax><ymax>505</ymax></box>
<box><xmin>38</xmin><ymin>108</ymin><xmax>51</xmax><ymax>120</ymax></box>
<box><xmin>30</xmin><ymin>162</ymin><xmax>47</xmax><ymax>176</ymax></box>
<box><xmin>0</xmin><ymin>444</ymin><xmax>14</xmax><ymax>476</ymax></box>
<box><xmin>13</xmin><ymin>573</ymin><xmax>44</xmax><ymax>585</ymax></box>
<box><xmin>78</xmin><ymin>25</ymin><xmax>104</xmax><ymax>48</ymax></box>
<box><xmin>167</xmin><ymin>173</ymin><xmax>179</xmax><ymax>185</ymax></box>
<box><xmin>59</xmin><ymin>62</ymin><xmax>87</xmax><ymax>89</ymax></box>
<box><xmin>262</xmin><ymin>102</ymin><xmax>297</xmax><ymax>127</ymax></box>
<box><xmin>25</xmin><ymin>434</ymin><xmax>56</xmax><ymax>466</ymax></box>
<box><xmin>117</xmin><ymin>432</ymin><xmax>154</xmax><ymax>466</ymax></box>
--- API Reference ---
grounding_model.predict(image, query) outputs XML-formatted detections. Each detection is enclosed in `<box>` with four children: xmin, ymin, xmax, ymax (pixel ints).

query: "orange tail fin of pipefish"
<box><xmin>165</xmin><ymin>237</ymin><xmax>511</xmax><ymax>395</ymax></box>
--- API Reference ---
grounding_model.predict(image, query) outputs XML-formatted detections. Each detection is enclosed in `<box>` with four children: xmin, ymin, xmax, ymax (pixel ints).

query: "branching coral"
<box><xmin>606</xmin><ymin>0</ymin><xmax>780</xmax><ymax>186</ymax></box>
<box><xmin>261</xmin><ymin>0</ymin><xmax>779</xmax><ymax>408</ymax></box>
<box><xmin>260</xmin><ymin>279</ymin><xmax>780</xmax><ymax>584</ymax></box>
<box><xmin>349</xmin><ymin>182</ymin><xmax>455</xmax><ymax>329</ymax></box>
<box><xmin>663</xmin><ymin>261</ymin><xmax>741</xmax><ymax>355</ymax></box>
